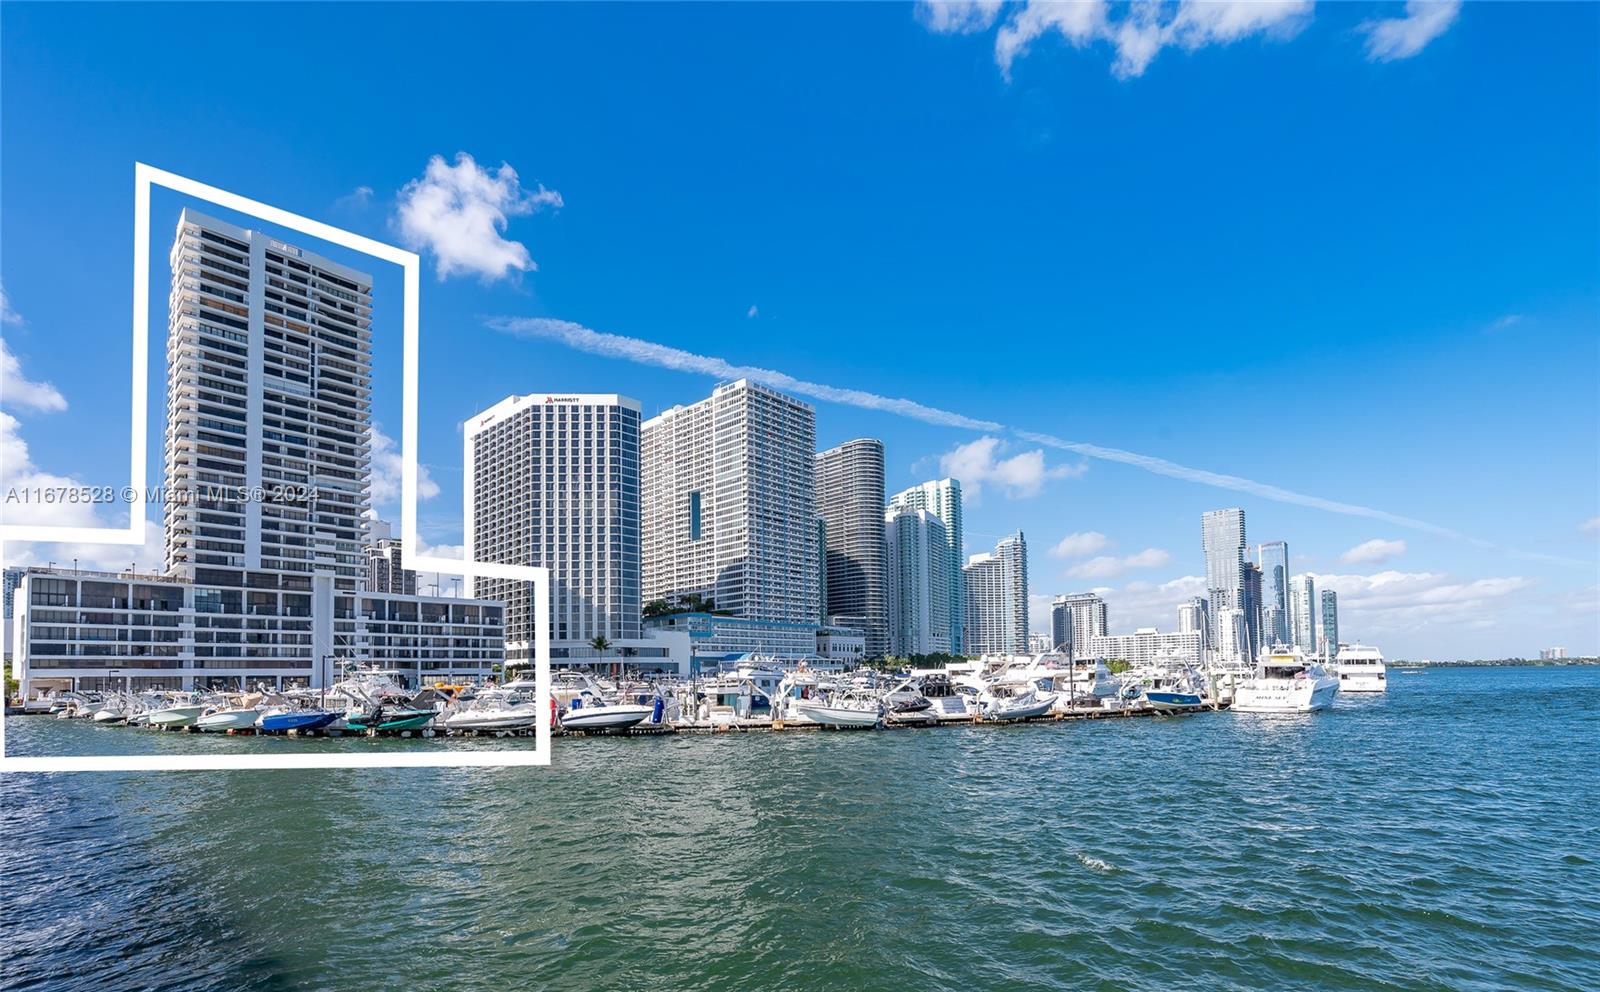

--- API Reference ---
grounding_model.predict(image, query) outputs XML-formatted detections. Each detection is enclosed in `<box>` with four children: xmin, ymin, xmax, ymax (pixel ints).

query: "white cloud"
<box><xmin>1065</xmin><ymin>547</ymin><xmax>1171</xmax><ymax>580</ymax></box>
<box><xmin>492</xmin><ymin>315</ymin><xmax>1579</xmax><ymax>564</ymax></box>
<box><xmin>1361</xmin><ymin>0</ymin><xmax>1460</xmax><ymax>62</ymax></box>
<box><xmin>1050</xmin><ymin>531</ymin><xmax>1111</xmax><ymax>559</ymax></box>
<box><xmin>995</xmin><ymin>0</ymin><xmax>1108</xmax><ymax>79</ymax></box>
<box><xmin>1096</xmin><ymin>574</ymin><xmax>1209</xmax><ymax>631</ymax></box>
<box><xmin>397</xmin><ymin>152</ymin><xmax>562</xmax><ymax>282</ymax></box>
<box><xmin>989</xmin><ymin>0</ymin><xmax>1311</xmax><ymax>80</ymax></box>
<box><xmin>938</xmin><ymin>436</ymin><xmax>1087</xmax><ymax>501</ymax></box>
<box><xmin>0</xmin><ymin>409</ymin><xmax>166</xmax><ymax>572</ymax></box>
<box><xmin>334</xmin><ymin>185</ymin><xmax>374</xmax><ymax>212</ymax></box>
<box><xmin>1341</xmin><ymin>538</ymin><xmax>1407</xmax><ymax>565</ymax></box>
<box><xmin>1580</xmin><ymin>517</ymin><xmax>1600</xmax><ymax>537</ymax></box>
<box><xmin>747</xmin><ymin>305</ymin><xmax>759</xmax><ymax>319</ymax></box>
<box><xmin>1486</xmin><ymin>313</ymin><xmax>1523</xmax><ymax>334</ymax></box>
<box><xmin>1311</xmin><ymin>569</ymin><xmax>1532</xmax><ymax>638</ymax></box>
<box><xmin>369</xmin><ymin>424</ymin><xmax>439</xmax><ymax>506</ymax></box>
<box><xmin>0</xmin><ymin>338</ymin><xmax>67</xmax><ymax>413</ymax></box>
<box><xmin>919</xmin><ymin>0</ymin><xmax>1003</xmax><ymax>35</ymax></box>
<box><xmin>0</xmin><ymin>281</ymin><xmax>22</xmax><ymax>325</ymax></box>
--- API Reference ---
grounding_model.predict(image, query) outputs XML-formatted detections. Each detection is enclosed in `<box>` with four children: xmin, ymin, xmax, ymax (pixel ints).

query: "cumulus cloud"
<box><xmin>1311</xmin><ymin>569</ymin><xmax>1532</xmax><ymax>638</ymax></box>
<box><xmin>0</xmin><ymin>338</ymin><xmax>67</xmax><ymax>413</ymax></box>
<box><xmin>1096</xmin><ymin>574</ymin><xmax>1209</xmax><ymax>631</ymax></box>
<box><xmin>1361</xmin><ymin>0</ymin><xmax>1461</xmax><ymax>62</ymax></box>
<box><xmin>1341</xmin><ymin>538</ymin><xmax>1407</xmax><ymax>565</ymax></box>
<box><xmin>938</xmin><ymin>436</ymin><xmax>1087</xmax><ymax>501</ymax></box>
<box><xmin>919</xmin><ymin>0</ymin><xmax>1003</xmax><ymax>34</ymax></box>
<box><xmin>369</xmin><ymin>424</ymin><xmax>440</xmax><ymax>506</ymax></box>
<box><xmin>1581</xmin><ymin>517</ymin><xmax>1600</xmax><ymax>537</ymax></box>
<box><xmin>1065</xmin><ymin>547</ymin><xmax>1171</xmax><ymax>580</ymax></box>
<box><xmin>397</xmin><ymin>152</ymin><xmax>563</xmax><ymax>282</ymax></box>
<box><xmin>747</xmin><ymin>305</ymin><xmax>759</xmax><ymax>319</ymax></box>
<box><xmin>950</xmin><ymin>0</ymin><xmax>1312</xmax><ymax>80</ymax></box>
<box><xmin>1050</xmin><ymin>531</ymin><xmax>1111</xmax><ymax>559</ymax></box>
<box><xmin>0</xmin><ymin>408</ymin><xmax>166</xmax><ymax>572</ymax></box>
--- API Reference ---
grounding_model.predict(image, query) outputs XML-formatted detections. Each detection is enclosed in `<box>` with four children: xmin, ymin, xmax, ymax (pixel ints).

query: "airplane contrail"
<box><xmin>487</xmin><ymin>315</ymin><xmax>1586</xmax><ymax>567</ymax></box>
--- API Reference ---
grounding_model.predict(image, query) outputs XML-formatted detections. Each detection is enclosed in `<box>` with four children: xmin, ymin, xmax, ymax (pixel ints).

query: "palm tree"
<box><xmin>589</xmin><ymin>635</ymin><xmax>612</xmax><ymax>654</ymax></box>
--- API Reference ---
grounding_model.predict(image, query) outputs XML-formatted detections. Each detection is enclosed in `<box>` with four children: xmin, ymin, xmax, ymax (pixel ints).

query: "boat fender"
<box><xmin>551</xmin><ymin>696</ymin><xmax>558</xmax><ymax>728</ymax></box>
<box><xmin>651</xmin><ymin>696</ymin><xmax>664</xmax><ymax>723</ymax></box>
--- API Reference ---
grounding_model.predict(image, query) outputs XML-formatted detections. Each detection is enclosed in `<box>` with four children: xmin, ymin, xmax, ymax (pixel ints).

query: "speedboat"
<box><xmin>257</xmin><ymin>707</ymin><xmax>339</xmax><ymax>733</ymax></box>
<box><xmin>1332</xmin><ymin>644</ymin><xmax>1387</xmax><ymax>693</ymax></box>
<box><xmin>196</xmin><ymin>707</ymin><xmax>262</xmax><ymax>732</ymax></box>
<box><xmin>978</xmin><ymin>682</ymin><xmax>1057</xmax><ymax>722</ymax></box>
<box><xmin>147</xmin><ymin>697</ymin><xmax>207</xmax><ymax>728</ymax></box>
<box><xmin>792</xmin><ymin>689</ymin><xmax>882</xmax><ymax>728</ymax></box>
<box><xmin>1232</xmin><ymin>648</ymin><xmax>1339</xmax><ymax>714</ymax></box>
<box><xmin>443</xmin><ymin>694</ymin><xmax>543</xmax><ymax>731</ymax></box>
<box><xmin>92</xmin><ymin>699</ymin><xmax>130</xmax><ymax>723</ymax></box>
<box><xmin>344</xmin><ymin>706</ymin><xmax>435</xmax><ymax>732</ymax></box>
<box><xmin>559</xmin><ymin>695</ymin><xmax>654</xmax><ymax>732</ymax></box>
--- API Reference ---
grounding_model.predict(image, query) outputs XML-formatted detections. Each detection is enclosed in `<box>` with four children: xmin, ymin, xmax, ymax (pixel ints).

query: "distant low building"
<box><xmin>1540</xmin><ymin>647</ymin><xmax>1568</xmax><ymax>660</ymax></box>
<box><xmin>1086</xmin><ymin>627</ymin><xmax>1202</xmax><ymax>668</ymax></box>
<box><xmin>817</xmin><ymin>623</ymin><xmax>866</xmax><ymax>665</ymax></box>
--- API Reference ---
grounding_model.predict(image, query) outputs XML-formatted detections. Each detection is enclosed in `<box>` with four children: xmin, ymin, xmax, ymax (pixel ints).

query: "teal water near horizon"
<box><xmin>3</xmin><ymin>665</ymin><xmax>1598</xmax><ymax>991</ymax></box>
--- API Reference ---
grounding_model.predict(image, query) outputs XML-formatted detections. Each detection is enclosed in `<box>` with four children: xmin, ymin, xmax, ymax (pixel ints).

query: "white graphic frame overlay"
<box><xmin>0</xmin><ymin>163</ymin><xmax>551</xmax><ymax>771</ymax></box>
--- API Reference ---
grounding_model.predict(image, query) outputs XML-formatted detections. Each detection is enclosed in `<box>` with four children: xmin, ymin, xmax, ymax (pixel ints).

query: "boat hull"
<box><xmin>1142</xmin><ymin>691</ymin><xmax>1204</xmax><ymax>711</ymax></box>
<box><xmin>561</xmin><ymin>704</ymin><xmax>653</xmax><ymax>732</ymax></box>
<box><xmin>196</xmin><ymin>709</ymin><xmax>261</xmax><ymax>732</ymax></box>
<box><xmin>1232</xmin><ymin>678</ymin><xmax>1339</xmax><ymax>713</ymax></box>
<box><xmin>792</xmin><ymin>704</ymin><xmax>880</xmax><ymax>728</ymax></box>
<box><xmin>92</xmin><ymin>709</ymin><xmax>127</xmax><ymax>724</ymax></box>
<box><xmin>257</xmin><ymin>711</ymin><xmax>338</xmax><ymax>733</ymax></box>
<box><xmin>445</xmin><ymin>708</ymin><xmax>541</xmax><ymax>731</ymax></box>
<box><xmin>147</xmin><ymin>705</ymin><xmax>206</xmax><ymax>728</ymax></box>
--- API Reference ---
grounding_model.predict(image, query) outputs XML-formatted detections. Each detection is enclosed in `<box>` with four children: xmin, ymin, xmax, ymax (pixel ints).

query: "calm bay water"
<box><xmin>3</xmin><ymin>665</ymin><xmax>1597</xmax><ymax>992</ymax></box>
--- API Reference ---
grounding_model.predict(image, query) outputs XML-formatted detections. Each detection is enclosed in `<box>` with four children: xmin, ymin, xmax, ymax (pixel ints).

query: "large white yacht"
<box><xmin>1232</xmin><ymin>647</ymin><xmax>1339</xmax><ymax>714</ymax></box>
<box><xmin>1332</xmin><ymin>644</ymin><xmax>1388</xmax><ymax>693</ymax></box>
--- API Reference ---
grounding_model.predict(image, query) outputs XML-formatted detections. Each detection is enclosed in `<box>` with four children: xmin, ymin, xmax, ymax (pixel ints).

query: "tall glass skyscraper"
<box><xmin>1256</xmin><ymin>540</ymin><xmax>1290</xmax><ymax>648</ymax></box>
<box><xmin>1201</xmin><ymin>508</ymin><xmax>1248</xmax><ymax>658</ymax></box>
<box><xmin>1290</xmin><ymin>574</ymin><xmax>1318</xmax><ymax>655</ymax></box>
<box><xmin>888</xmin><ymin>478</ymin><xmax>965</xmax><ymax>653</ymax></box>
<box><xmin>1320</xmin><ymin>589</ymin><xmax>1339</xmax><ymax>659</ymax></box>
<box><xmin>816</xmin><ymin>439</ymin><xmax>888</xmax><ymax>658</ymax></box>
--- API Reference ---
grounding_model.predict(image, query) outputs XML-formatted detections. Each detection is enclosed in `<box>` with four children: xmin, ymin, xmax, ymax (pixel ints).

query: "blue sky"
<box><xmin>1</xmin><ymin>2</ymin><xmax>1595</xmax><ymax>658</ymax></box>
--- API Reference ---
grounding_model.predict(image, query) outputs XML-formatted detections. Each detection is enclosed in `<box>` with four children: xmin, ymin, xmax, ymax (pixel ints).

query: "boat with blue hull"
<box><xmin>257</xmin><ymin>709</ymin><xmax>339</xmax><ymax>733</ymax></box>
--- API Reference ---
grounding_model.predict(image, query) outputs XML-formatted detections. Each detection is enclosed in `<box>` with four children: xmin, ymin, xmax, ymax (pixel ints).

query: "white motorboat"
<box><xmin>1232</xmin><ymin>649</ymin><xmax>1339</xmax><ymax>714</ymax></box>
<box><xmin>196</xmin><ymin>708</ymin><xmax>262</xmax><ymax>732</ymax></box>
<box><xmin>1332</xmin><ymin>644</ymin><xmax>1387</xmax><ymax>693</ymax></box>
<box><xmin>92</xmin><ymin>700</ymin><xmax>129</xmax><ymax>723</ymax></box>
<box><xmin>978</xmin><ymin>682</ymin><xmax>1057</xmax><ymax>722</ymax></box>
<box><xmin>146</xmin><ymin>703</ymin><xmax>206</xmax><ymax>728</ymax></box>
<box><xmin>792</xmin><ymin>689</ymin><xmax>882</xmax><ymax>728</ymax></box>
<box><xmin>560</xmin><ymin>699</ymin><xmax>655</xmax><ymax>732</ymax></box>
<box><xmin>444</xmin><ymin>693</ymin><xmax>544</xmax><ymax>731</ymax></box>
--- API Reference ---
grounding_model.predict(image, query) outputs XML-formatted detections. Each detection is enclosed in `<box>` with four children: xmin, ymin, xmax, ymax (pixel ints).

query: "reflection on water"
<box><xmin>3</xmin><ymin>666</ymin><xmax>1599</xmax><ymax>992</ymax></box>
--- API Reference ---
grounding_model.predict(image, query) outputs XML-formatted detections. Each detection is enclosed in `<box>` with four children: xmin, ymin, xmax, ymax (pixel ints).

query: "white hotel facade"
<box><xmin>640</xmin><ymin>380</ymin><xmax>820</xmax><ymax>659</ymax></box>
<box><xmin>9</xmin><ymin>210</ymin><xmax>504</xmax><ymax>695</ymax></box>
<box><xmin>465</xmin><ymin>392</ymin><xmax>687</xmax><ymax>674</ymax></box>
